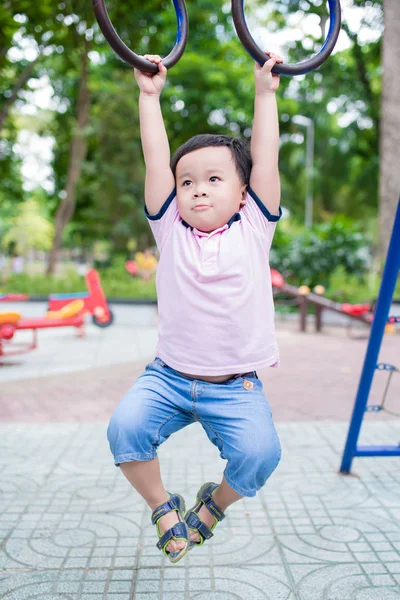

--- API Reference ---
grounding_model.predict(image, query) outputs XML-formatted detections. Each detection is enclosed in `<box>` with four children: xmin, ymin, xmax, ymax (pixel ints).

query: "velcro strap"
<box><xmin>156</xmin><ymin>522</ymin><xmax>188</xmax><ymax>550</ymax></box>
<box><xmin>151</xmin><ymin>498</ymin><xmax>178</xmax><ymax>526</ymax></box>
<box><xmin>185</xmin><ymin>510</ymin><xmax>214</xmax><ymax>541</ymax></box>
<box><xmin>203</xmin><ymin>493</ymin><xmax>226</xmax><ymax>522</ymax></box>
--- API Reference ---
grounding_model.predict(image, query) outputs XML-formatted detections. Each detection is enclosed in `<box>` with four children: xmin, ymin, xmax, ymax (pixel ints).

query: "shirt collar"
<box><xmin>181</xmin><ymin>211</ymin><xmax>241</xmax><ymax>234</ymax></box>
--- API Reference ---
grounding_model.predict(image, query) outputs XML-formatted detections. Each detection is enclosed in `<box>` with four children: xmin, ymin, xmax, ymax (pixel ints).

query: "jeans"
<box><xmin>107</xmin><ymin>357</ymin><xmax>281</xmax><ymax>497</ymax></box>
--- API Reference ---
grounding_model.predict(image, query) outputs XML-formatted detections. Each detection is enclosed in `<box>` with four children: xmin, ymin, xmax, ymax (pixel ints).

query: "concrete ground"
<box><xmin>0</xmin><ymin>303</ymin><xmax>400</xmax><ymax>599</ymax></box>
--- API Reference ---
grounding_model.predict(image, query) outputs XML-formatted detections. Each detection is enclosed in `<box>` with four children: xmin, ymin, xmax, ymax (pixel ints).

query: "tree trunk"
<box><xmin>378</xmin><ymin>0</ymin><xmax>400</xmax><ymax>261</ymax></box>
<box><xmin>46</xmin><ymin>40</ymin><xmax>90</xmax><ymax>275</ymax></box>
<box><xmin>0</xmin><ymin>55</ymin><xmax>41</xmax><ymax>131</ymax></box>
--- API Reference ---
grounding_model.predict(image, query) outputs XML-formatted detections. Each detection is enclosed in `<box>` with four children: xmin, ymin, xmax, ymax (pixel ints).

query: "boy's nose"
<box><xmin>193</xmin><ymin>191</ymin><xmax>208</xmax><ymax>197</ymax></box>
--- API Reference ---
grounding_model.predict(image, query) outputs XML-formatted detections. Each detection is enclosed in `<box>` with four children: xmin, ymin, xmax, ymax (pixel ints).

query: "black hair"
<box><xmin>170</xmin><ymin>134</ymin><xmax>252</xmax><ymax>185</ymax></box>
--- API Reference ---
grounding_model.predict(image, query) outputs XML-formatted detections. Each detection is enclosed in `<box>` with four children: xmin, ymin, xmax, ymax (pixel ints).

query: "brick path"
<box><xmin>1</xmin><ymin>323</ymin><xmax>399</xmax><ymax>422</ymax></box>
<box><xmin>1</xmin><ymin>421</ymin><xmax>400</xmax><ymax>600</ymax></box>
<box><xmin>1</xmin><ymin>316</ymin><xmax>400</xmax><ymax>600</ymax></box>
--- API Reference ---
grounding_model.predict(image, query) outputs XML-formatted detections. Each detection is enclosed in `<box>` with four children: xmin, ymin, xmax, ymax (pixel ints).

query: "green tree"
<box><xmin>1</xmin><ymin>197</ymin><xmax>54</xmax><ymax>255</ymax></box>
<box><xmin>52</xmin><ymin>0</ymin><xmax>266</xmax><ymax>251</ymax></box>
<box><xmin>259</xmin><ymin>0</ymin><xmax>381</xmax><ymax>221</ymax></box>
<box><xmin>1</xmin><ymin>0</ymin><xmax>392</xmax><ymax>266</ymax></box>
<box><xmin>0</xmin><ymin>0</ymin><xmax>60</xmax><ymax>130</ymax></box>
<box><xmin>46</xmin><ymin>0</ymin><xmax>178</xmax><ymax>269</ymax></box>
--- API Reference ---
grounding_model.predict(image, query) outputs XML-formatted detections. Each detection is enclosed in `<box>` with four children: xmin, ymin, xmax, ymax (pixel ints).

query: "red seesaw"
<box><xmin>0</xmin><ymin>301</ymin><xmax>85</xmax><ymax>358</ymax></box>
<box><xmin>0</xmin><ymin>293</ymin><xmax>30</xmax><ymax>302</ymax></box>
<box><xmin>48</xmin><ymin>269</ymin><xmax>113</xmax><ymax>327</ymax></box>
<box><xmin>270</xmin><ymin>269</ymin><xmax>372</xmax><ymax>332</ymax></box>
<box><xmin>0</xmin><ymin>269</ymin><xmax>113</xmax><ymax>358</ymax></box>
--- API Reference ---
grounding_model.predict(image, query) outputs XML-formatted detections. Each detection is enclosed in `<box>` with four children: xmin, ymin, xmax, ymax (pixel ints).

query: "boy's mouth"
<box><xmin>193</xmin><ymin>204</ymin><xmax>211</xmax><ymax>210</ymax></box>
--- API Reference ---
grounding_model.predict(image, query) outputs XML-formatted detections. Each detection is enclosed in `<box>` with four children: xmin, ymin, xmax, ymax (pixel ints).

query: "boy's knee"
<box><xmin>107</xmin><ymin>411</ymin><xmax>122</xmax><ymax>454</ymax></box>
<box><xmin>253</xmin><ymin>435</ymin><xmax>282</xmax><ymax>484</ymax></box>
<box><xmin>225</xmin><ymin>436</ymin><xmax>281</xmax><ymax>497</ymax></box>
<box><xmin>107</xmin><ymin>408</ymin><xmax>138</xmax><ymax>453</ymax></box>
<box><xmin>107</xmin><ymin>402</ymin><xmax>156</xmax><ymax>464</ymax></box>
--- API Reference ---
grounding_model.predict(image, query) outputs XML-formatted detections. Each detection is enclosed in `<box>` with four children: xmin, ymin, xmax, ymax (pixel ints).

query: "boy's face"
<box><xmin>175</xmin><ymin>146</ymin><xmax>247</xmax><ymax>233</ymax></box>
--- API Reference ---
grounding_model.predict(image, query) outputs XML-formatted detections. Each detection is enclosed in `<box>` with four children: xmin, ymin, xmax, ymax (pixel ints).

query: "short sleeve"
<box><xmin>145</xmin><ymin>189</ymin><xmax>180</xmax><ymax>251</ymax></box>
<box><xmin>241</xmin><ymin>186</ymin><xmax>282</xmax><ymax>247</ymax></box>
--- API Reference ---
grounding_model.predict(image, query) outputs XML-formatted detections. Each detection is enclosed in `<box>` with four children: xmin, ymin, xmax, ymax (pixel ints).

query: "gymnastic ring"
<box><xmin>231</xmin><ymin>0</ymin><xmax>341</xmax><ymax>76</ymax></box>
<box><xmin>92</xmin><ymin>0</ymin><xmax>189</xmax><ymax>72</ymax></box>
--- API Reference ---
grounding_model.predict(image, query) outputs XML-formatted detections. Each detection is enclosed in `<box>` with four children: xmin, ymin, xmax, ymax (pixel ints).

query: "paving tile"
<box><xmin>0</xmin><ymin>419</ymin><xmax>400</xmax><ymax>598</ymax></box>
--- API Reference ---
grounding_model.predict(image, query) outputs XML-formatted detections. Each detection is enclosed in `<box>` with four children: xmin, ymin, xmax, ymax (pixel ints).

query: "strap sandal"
<box><xmin>151</xmin><ymin>492</ymin><xmax>190</xmax><ymax>563</ymax></box>
<box><xmin>184</xmin><ymin>482</ymin><xmax>226</xmax><ymax>550</ymax></box>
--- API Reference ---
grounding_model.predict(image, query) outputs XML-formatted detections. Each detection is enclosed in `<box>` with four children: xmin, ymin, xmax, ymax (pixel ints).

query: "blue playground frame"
<box><xmin>340</xmin><ymin>199</ymin><xmax>400</xmax><ymax>473</ymax></box>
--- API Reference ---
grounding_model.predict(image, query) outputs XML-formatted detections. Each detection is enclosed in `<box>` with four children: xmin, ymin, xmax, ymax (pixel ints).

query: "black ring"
<box><xmin>231</xmin><ymin>0</ymin><xmax>341</xmax><ymax>76</ymax></box>
<box><xmin>92</xmin><ymin>0</ymin><xmax>189</xmax><ymax>72</ymax></box>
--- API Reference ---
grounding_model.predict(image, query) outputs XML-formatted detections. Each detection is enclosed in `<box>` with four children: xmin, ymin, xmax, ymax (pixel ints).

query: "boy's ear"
<box><xmin>240</xmin><ymin>185</ymin><xmax>247</xmax><ymax>205</ymax></box>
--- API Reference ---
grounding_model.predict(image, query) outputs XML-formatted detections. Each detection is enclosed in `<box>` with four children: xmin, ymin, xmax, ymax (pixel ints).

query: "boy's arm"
<box><xmin>135</xmin><ymin>55</ymin><xmax>175</xmax><ymax>216</ymax></box>
<box><xmin>140</xmin><ymin>93</ymin><xmax>175</xmax><ymax>215</ymax></box>
<box><xmin>250</xmin><ymin>52</ymin><xmax>283</xmax><ymax>217</ymax></box>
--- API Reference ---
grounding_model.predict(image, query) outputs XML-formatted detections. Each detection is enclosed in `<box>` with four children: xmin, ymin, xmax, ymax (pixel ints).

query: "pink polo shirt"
<box><xmin>145</xmin><ymin>187</ymin><xmax>281</xmax><ymax>376</ymax></box>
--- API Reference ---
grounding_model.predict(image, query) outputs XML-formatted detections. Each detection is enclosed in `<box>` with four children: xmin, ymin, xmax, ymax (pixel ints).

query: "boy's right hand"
<box><xmin>134</xmin><ymin>55</ymin><xmax>167</xmax><ymax>96</ymax></box>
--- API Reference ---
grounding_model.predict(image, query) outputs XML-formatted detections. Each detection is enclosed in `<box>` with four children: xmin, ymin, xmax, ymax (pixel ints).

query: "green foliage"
<box><xmin>267</xmin><ymin>0</ymin><xmax>382</xmax><ymax>219</ymax></box>
<box><xmin>326</xmin><ymin>266</ymin><xmax>377</xmax><ymax>303</ymax></box>
<box><xmin>0</xmin><ymin>0</ymin><xmax>389</xmax><ymax>259</ymax></box>
<box><xmin>1</xmin><ymin>198</ymin><xmax>54</xmax><ymax>255</ymax></box>
<box><xmin>98</xmin><ymin>257</ymin><xmax>157</xmax><ymax>299</ymax></box>
<box><xmin>1</xmin><ymin>270</ymin><xmax>85</xmax><ymax>296</ymax></box>
<box><xmin>326</xmin><ymin>264</ymin><xmax>400</xmax><ymax>304</ymax></box>
<box><xmin>0</xmin><ymin>123</ymin><xmax>24</xmax><ymax>210</ymax></box>
<box><xmin>270</xmin><ymin>217</ymin><xmax>371</xmax><ymax>287</ymax></box>
<box><xmin>1</xmin><ymin>258</ymin><xmax>157</xmax><ymax>299</ymax></box>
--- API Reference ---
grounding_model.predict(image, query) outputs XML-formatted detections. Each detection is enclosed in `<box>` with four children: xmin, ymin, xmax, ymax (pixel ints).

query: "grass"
<box><xmin>1</xmin><ymin>270</ymin><xmax>157</xmax><ymax>300</ymax></box>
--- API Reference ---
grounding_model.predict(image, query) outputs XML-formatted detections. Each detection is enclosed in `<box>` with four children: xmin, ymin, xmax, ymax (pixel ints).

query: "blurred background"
<box><xmin>0</xmin><ymin>0</ymin><xmax>399</xmax><ymax>305</ymax></box>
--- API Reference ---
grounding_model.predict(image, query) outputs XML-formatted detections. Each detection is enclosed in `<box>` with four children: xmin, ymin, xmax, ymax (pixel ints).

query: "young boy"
<box><xmin>107</xmin><ymin>50</ymin><xmax>284</xmax><ymax>563</ymax></box>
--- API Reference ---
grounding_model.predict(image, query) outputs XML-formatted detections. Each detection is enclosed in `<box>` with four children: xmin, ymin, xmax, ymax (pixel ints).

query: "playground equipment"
<box><xmin>92</xmin><ymin>0</ymin><xmax>341</xmax><ymax>75</ymax></box>
<box><xmin>271</xmin><ymin>269</ymin><xmax>372</xmax><ymax>332</ymax></box>
<box><xmin>125</xmin><ymin>261</ymin><xmax>138</xmax><ymax>277</ymax></box>
<box><xmin>125</xmin><ymin>251</ymin><xmax>158</xmax><ymax>280</ymax></box>
<box><xmin>0</xmin><ymin>294</ymin><xmax>29</xmax><ymax>302</ymax></box>
<box><xmin>48</xmin><ymin>269</ymin><xmax>113</xmax><ymax>328</ymax></box>
<box><xmin>340</xmin><ymin>199</ymin><xmax>400</xmax><ymax>474</ymax></box>
<box><xmin>0</xmin><ymin>304</ymin><xmax>85</xmax><ymax>358</ymax></box>
<box><xmin>92</xmin><ymin>0</ymin><xmax>188</xmax><ymax>72</ymax></box>
<box><xmin>0</xmin><ymin>269</ymin><xmax>113</xmax><ymax>358</ymax></box>
<box><xmin>232</xmin><ymin>0</ymin><xmax>341</xmax><ymax>75</ymax></box>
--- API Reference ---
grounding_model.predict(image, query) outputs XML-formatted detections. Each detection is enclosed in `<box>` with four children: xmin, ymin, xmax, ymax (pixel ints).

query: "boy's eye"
<box><xmin>182</xmin><ymin>180</ymin><xmax>192</xmax><ymax>186</ymax></box>
<box><xmin>210</xmin><ymin>176</ymin><xmax>220</xmax><ymax>182</ymax></box>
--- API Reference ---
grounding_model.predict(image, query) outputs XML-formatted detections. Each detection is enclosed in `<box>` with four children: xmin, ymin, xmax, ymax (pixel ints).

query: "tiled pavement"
<box><xmin>1</xmin><ymin>421</ymin><xmax>400</xmax><ymax>599</ymax></box>
<box><xmin>1</xmin><ymin>305</ymin><xmax>400</xmax><ymax>599</ymax></box>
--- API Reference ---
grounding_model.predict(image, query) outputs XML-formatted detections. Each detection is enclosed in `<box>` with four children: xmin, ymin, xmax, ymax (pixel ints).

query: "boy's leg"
<box><xmin>107</xmin><ymin>360</ymin><xmax>195</xmax><ymax>555</ymax></box>
<box><xmin>120</xmin><ymin>457</ymin><xmax>186</xmax><ymax>555</ymax></box>
<box><xmin>189</xmin><ymin>477</ymin><xmax>243</xmax><ymax>543</ymax></box>
<box><xmin>190</xmin><ymin>375</ymin><xmax>281</xmax><ymax>543</ymax></box>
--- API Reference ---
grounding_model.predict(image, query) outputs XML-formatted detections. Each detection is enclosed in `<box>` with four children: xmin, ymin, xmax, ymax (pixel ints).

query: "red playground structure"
<box><xmin>0</xmin><ymin>293</ymin><xmax>29</xmax><ymax>302</ymax></box>
<box><xmin>48</xmin><ymin>269</ymin><xmax>113</xmax><ymax>327</ymax></box>
<box><xmin>0</xmin><ymin>269</ymin><xmax>113</xmax><ymax>358</ymax></box>
<box><xmin>271</xmin><ymin>268</ymin><xmax>372</xmax><ymax>332</ymax></box>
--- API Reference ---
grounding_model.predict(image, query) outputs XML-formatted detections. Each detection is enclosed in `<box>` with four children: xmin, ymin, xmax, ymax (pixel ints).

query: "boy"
<box><xmin>107</xmin><ymin>50</ymin><xmax>283</xmax><ymax>563</ymax></box>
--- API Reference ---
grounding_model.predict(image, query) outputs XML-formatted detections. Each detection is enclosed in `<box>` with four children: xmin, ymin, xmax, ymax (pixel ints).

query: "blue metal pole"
<box><xmin>340</xmin><ymin>200</ymin><xmax>400</xmax><ymax>473</ymax></box>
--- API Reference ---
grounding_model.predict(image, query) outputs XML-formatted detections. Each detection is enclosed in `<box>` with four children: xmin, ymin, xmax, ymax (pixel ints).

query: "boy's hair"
<box><xmin>170</xmin><ymin>134</ymin><xmax>252</xmax><ymax>185</ymax></box>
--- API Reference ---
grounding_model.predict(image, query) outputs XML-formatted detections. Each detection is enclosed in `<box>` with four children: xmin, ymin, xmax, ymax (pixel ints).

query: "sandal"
<box><xmin>151</xmin><ymin>492</ymin><xmax>190</xmax><ymax>563</ymax></box>
<box><xmin>184</xmin><ymin>482</ymin><xmax>226</xmax><ymax>550</ymax></box>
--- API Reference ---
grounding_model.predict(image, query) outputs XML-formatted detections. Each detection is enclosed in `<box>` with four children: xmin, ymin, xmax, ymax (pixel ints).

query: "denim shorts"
<box><xmin>107</xmin><ymin>357</ymin><xmax>281</xmax><ymax>497</ymax></box>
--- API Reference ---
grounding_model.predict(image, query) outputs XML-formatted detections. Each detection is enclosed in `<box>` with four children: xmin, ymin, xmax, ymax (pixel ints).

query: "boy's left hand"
<box><xmin>254</xmin><ymin>50</ymin><xmax>284</xmax><ymax>94</ymax></box>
